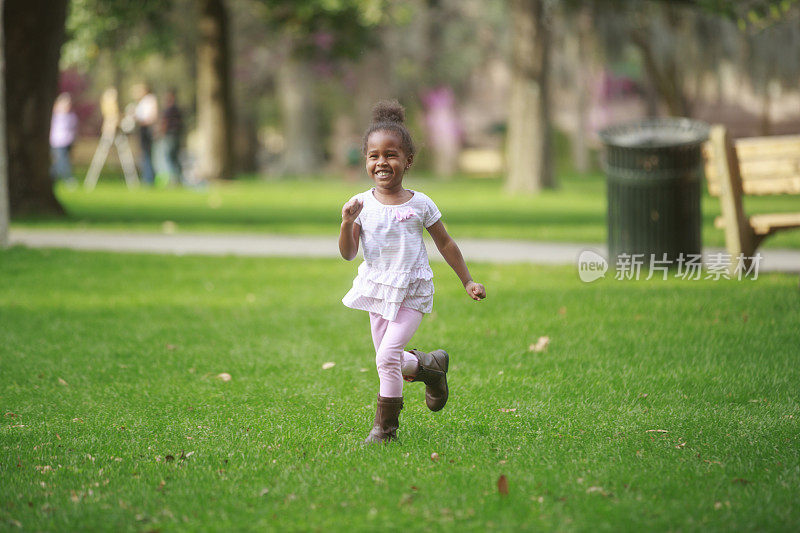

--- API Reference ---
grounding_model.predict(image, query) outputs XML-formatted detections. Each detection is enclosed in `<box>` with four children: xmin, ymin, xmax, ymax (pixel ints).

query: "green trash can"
<box><xmin>600</xmin><ymin>118</ymin><xmax>710</xmax><ymax>265</ymax></box>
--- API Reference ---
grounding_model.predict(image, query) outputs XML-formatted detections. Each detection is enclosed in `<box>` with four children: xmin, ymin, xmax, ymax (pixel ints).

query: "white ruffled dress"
<box><xmin>342</xmin><ymin>189</ymin><xmax>442</xmax><ymax>321</ymax></box>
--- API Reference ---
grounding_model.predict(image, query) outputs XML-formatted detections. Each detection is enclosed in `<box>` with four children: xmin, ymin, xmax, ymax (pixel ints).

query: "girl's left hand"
<box><xmin>465</xmin><ymin>281</ymin><xmax>486</xmax><ymax>301</ymax></box>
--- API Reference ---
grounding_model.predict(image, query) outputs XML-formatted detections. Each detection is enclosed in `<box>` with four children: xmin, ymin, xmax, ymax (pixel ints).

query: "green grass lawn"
<box><xmin>1</xmin><ymin>247</ymin><xmax>798</xmax><ymax>531</ymax></box>
<box><xmin>12</xmin><ymin>171</ymin><xmax>800</xmax><ymax>249</ymax></box>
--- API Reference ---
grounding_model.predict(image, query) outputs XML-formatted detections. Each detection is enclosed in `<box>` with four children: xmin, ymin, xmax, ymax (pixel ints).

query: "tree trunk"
<box><xmin>277</xmin><ymin>56</ymin><xmax>322</xmax><ymax>176</ymax></box>
<box><xmin>0</xmin><ymin>0</ymin><xmax>9</xmax><ymax>246</ymax></box>
<box><xmin>197</xmin><ymin>0</ymin><xmax>233</xmax><ymax>181</ymax></box>
<box><xmin>630</xmin><ymin>6</ymin><xmax>690</xmax><ymax>117</ymax></box>
<box><xmin>506</xmin><ymin>0</ymin><xmax>553</xmax><ymax>193</ymax></box>
<box><xmin>4</xmin><ymin>0</ymin><xmax>67</xmax><ymax>216</ymax></box>
<box><xmin>568</xmin><ymin>5</ymin><xmax>592</xmax><ymax>174</ymax></box>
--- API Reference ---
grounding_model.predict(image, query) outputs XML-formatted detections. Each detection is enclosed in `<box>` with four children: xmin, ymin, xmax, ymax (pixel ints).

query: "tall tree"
<box><xmin>197</xmin><ymin>0</ymin><xmax>233</xmax><ymax>181</ymax></box>
<box><xmin>506</xmin><ymin>0</ymin><xmax>553</xmax><ymax>193</ymax></box>
<box><xmin>4</xmin><ymin>0</ymin><xmax>69</xmax><ymax>216</ymax></box>
<box><xmin>0</xmin><ymin>0</ymin><xmax>9</xmax><ymax>245</ymax></box>
<box><xmin>256</xmin><ymin>0</ymin><xmax>380</xmax><ymax>175</ymax></box>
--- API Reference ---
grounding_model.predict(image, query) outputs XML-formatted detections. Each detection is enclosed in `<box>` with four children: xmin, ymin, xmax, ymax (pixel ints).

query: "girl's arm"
<box><xmin>339</xmin><ymin>198</ymin><xmax>363</xmax><ymax>261</ymax></box>
<box><xmin>427</xmin><ymin>221</ymin><xmax>486</xmax><ymax>300</ymax></box>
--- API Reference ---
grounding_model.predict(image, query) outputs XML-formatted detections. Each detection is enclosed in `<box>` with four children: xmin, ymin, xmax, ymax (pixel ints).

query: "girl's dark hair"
<box><xmin>362</xmin><ymin>99</ymin><xmax>416</xmax><ymax>157</ymax></box>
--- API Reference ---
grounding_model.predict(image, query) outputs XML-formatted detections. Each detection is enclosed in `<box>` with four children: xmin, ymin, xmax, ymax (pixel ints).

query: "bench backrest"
<box><xmin>703</xmin><ymin>133</ymin><xmax>800</xmax><ymax>196</ymax></box>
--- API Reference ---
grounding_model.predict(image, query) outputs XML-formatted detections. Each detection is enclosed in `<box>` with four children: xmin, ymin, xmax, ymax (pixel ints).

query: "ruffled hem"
<box><xmin>344</xmin><ymin>276</ymin><xmax>434</xmax><ymax>305</ymax></box>
<box><xmin>343</xmin><ymin>294</ymin><xmax>434</xmax><ymax>321</ymax></box>
<box><xmin>342</xmin><ymin>261</ymin><xmax>435</xmax><ymax>320</ymax></box>
<box><xmin>356</xmin><ymin>261</ymin><xmax>433</xmax><ymax>288</ymax></box>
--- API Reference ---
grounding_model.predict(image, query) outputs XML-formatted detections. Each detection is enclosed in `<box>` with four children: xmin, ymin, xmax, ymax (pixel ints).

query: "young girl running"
<box><xmin>339</xmin><ymin>100</ymin><xmax>486</xmax><ymax>444</ymax></box>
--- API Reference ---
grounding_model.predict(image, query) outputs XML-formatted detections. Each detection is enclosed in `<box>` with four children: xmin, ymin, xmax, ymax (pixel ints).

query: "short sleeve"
<box><xmin>422</xmin><ymin>194</ymin><xmax>442</xmax><ymax>228</ymax></box>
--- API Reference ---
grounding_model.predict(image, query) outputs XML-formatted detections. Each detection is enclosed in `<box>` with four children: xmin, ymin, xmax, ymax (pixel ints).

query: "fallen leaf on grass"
<box><xmin>58</xmin><ymin>378</ymin><xmax>68</xmax><ymax>386</ymax></box>
<box><xmin>558</xmin><ymin>306</ymin><xmax>567</xmax><ymax>315</ymax></box>
<box><xmin>322</xmin><ymin>362</ymin><xmax>336</xmax><ymax>370</ymax></box>
<box><xmin>528</xmin><ymin>336</ymin><xmax>550</xmax><ymax>353</ymax></box>
<box><xmin>430</xmin><ymin>452</ymin><xmax>440</xmax><ymax>462</ymax></box>
<box><xmin>165</xmin><ymin>455</ymin><xmax>175</xmax><ymax>463</ymax></box>
<box><xmin>497</xmin><ymin>474</ymin><xmax>509</xmax><ymax>495</ymax></box>
<box><xmin>498</xmin><ymin>408</ymin><xmax>517</xmax><ymax>413</ymax></box>
<box><xmin>216</xmin><ymin>373</ymin><xmax>232</xmax><ymax>382</ymax></box>
<box><xmin>645</xmin><ymin>429</ymin><xmax>668</xmax><ymax>433</ymax></box>
<box><xmin>260</xmin><ymin>488</ymin><xmax>269</xmax><ymax>497</ymax></box>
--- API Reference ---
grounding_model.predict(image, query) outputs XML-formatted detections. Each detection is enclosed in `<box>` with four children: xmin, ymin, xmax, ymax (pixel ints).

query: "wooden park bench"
<box><xmin>702</xmin><ymin>125</ymin><xmax>800</xmax><ymax>260</ymax></box>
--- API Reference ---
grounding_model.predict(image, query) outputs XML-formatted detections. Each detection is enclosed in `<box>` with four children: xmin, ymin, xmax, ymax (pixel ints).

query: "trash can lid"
<box><xmin>600</xmin><ymin>118</ymin><xmax>710</xmax><ymax>149</ymax></box>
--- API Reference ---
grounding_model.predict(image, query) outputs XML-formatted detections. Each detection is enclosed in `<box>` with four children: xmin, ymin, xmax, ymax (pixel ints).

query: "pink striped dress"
<box><xmin>342</xmin><ymin>188</ymin><xmax>442</xmax><ymax>321</ymax></box>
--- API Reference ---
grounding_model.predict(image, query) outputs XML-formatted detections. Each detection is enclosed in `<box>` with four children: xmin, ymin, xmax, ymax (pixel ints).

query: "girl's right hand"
<box><xmin>341</xmin><ymin>198</ymin><xmax>364</xmax><ymax>223</ymax></box>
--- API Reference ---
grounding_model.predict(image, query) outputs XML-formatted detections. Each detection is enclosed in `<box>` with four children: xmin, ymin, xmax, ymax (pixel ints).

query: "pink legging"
<box><xmin>369</xmin><ymin>307</ymin><xmax>423</xmax><ymax>397</ymax></box>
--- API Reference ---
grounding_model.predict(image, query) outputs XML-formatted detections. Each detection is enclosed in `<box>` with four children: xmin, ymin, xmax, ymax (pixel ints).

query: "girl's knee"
<box><xmin>375</xmin><ymin>349</ymin><xmax>401</xmax><ymax>373</ymax></box>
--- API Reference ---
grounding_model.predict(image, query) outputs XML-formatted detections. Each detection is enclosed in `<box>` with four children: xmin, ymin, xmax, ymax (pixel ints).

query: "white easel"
<box><xmin>84</xmin><ymin>88</ymin><xmax>139</xmax><ymax>191</ymax></box>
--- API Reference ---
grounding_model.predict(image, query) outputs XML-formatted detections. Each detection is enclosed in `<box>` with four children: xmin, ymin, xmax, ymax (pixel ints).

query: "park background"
<box><xmin>2</xmin><ymin>0</ymin><xmax>800</xmax><ymax>531</ymax></box>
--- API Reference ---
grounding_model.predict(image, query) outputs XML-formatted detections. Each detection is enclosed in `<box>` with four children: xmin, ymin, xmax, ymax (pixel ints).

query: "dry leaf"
<box><xmin>558</xmin><ymin>306</ymin><xmax>567</xmax><ymax>315</ymax></box>
<box><xmin>216</xmin><ymin>373</ymin><xmax>232</xmax><ymax>382</ymax></box>
<box><xmin>430</xmin><ymin>452</ymin><xmax>440</xmax><ymax>462</ymax></box>
<box><xmin>165</xmin><ymin>455</ymin><xmax>175</xmax><ymax>462</ymax></box>
<box><xmin>322</xmin><ymin>362</ymin><xmax>336</xmax><ymax>370</ymax></box>
<box><xmin>528</xmin><ymin>336</ymin><xmax>550</xmax><ymax>353</ymax></box>
<box><xmin>498</xmin><ymin>408</ymin><xmax>517</xmax><ymax>413</ymax></box>
<box><xmin>497</xmin><ymin>474</ymin><xmax>509</xmax><ymax>495</ymax></box>
<box><xmin>586</xmin><ymin>486</ymin><xmax>611</xmax><ymax>496</ymax></box>
<box><xmin>645</xmin><ymin>429</ymin><xmax>668</xmax><ymax>433</ymax></box>
<box><xmin>58</xmin><ymin>378</ymin><xmax>68</xmax><ymax>386</ymax></box>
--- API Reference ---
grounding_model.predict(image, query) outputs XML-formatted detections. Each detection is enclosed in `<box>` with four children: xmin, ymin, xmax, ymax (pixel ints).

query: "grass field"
<box><xmin>12</xmin><ymin>172</ymin><xmax>800</xmax><ymax>249</ymax></box>
<box><xmin>1</xmin><ymin>247</ymin><xmax>798</xmax><ymax>531</ymax></box>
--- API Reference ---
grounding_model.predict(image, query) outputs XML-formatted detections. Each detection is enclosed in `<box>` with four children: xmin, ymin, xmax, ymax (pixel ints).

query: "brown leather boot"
<box><xmin>364</xmin><ymin>395</ymin><xmax>403</xmax><ymax>444</ymax></box>
<box><xmin>404</xmin><ymin>349</ymin><xmax>449</xmax><ymax>412</ymax></box>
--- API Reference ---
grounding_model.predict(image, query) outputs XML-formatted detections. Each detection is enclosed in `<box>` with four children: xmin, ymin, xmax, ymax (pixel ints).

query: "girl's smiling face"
<box><xmin>365</xmin><ymin>130</ymin><xmax>413</xmax><ymax>192</ymax></box>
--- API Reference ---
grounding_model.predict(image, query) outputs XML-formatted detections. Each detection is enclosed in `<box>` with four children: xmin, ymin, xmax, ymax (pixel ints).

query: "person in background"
<box><xmin>160</xmin><ymin>88</ymin><xmax>184</xmax><ymax>185</ymax></box>
<box><xmin>134</xmin><ymin>83</ymin><xmax>159</xmax><ymax>185</ymax></box>
<box><xmin>49</xmin><ymin>92</ymin><xmax>79</xmax><ymax>185</ymax></box>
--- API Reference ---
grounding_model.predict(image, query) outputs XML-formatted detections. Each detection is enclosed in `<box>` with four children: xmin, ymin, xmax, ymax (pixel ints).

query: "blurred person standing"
<box><xmin>134</xmin><ymin>83</ymin><xmax>158</xmax><ymax>185</ymax></box>
<box><xmin>160</xmin><ymin>88</ymin><xmax>184</xmax><ymax>185</ymax></box>
<box><xmin>49</xmin><ymin>93</ymin><xmax>79</xmax><ymax>185</ymax></box>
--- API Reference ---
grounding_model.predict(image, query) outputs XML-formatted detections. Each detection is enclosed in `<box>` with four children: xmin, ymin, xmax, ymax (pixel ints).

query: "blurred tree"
<box><xmin>506</xmin><ymin>0</ymin><xmax>553</xmax><ymax>193</ymax></box>
<box><xmin>64</xmin><ymin>0</ymin><xmax>175</xmax><ymax>80</ymax></box>
<box><xmin>4</xmin><ymin>0</ymin><xmax>68</xmax><ymax>216</ymax></box>
<box><xmin>197</xmin><ymin>0</ymin><xmax>233</xmax><ymax>181</ymax></box>
<box><xmin>0</xmin><ymin>0</ymin><xmax>8</xmax><ymax>244</ymax></box>
<box><xmin>678</xmin><ymin>0</ymin><xmax>799</xmax><ymax>27</ymax></box>
<box><xmin>254</xmin><ymin>0</ymin><xmax>381</xmax><ymax>175</ymax></box>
